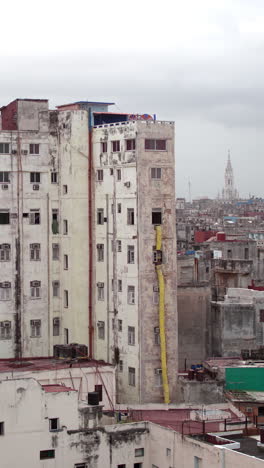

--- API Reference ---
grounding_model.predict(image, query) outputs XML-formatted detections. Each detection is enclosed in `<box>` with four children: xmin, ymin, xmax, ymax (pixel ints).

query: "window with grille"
<box><xmin>52</xmin><ymin>281</ymin><xmax>60</xmax><ymax>297</ymax></box>
<box><xmin>128</xmin><ymin>367</ymin><xmax>136</xmax><ymax>386</ymax></box>
<box><xmin>127</xmin><ymin>245</ymin><xmax>135</xmax><ymax>264</ymax></box>
<box><xmin>117</xmin><ymin>240</ymin><xmax>122</xmax><ymax>252</ymax></box>
<box><xmin>51</xmin><ymin>172</ymin><xmax>58</xmax><ymax>183</ymax></box>
<box><xmin>97</xmin><ymin>244</ymin><xmax>104</xmax><ymax>262</ymax></box>
<box><xmin>151</xmin><ymin>168</ymin><xmax>162</xmax><ymax>179</ymax></box>
<box><xmin>145</xmin><ymin>139</ymin><xmax>166</xmax><ymax>151</ymax></box>
<box><xmin>53</xmin><ymin>318</ymin><xmax>60</xmax><ymax>336</ymax></box>
<box><xmin>0</xmin><ymin>172</ymin><xmax>10</xmax><ymax>183</ymax></box>
<box><xmin>0</xmin><ymin>143</ymin><xmax>10</xmax><ymax>154</ymax></box>
<box><xmin>97</xmin><ymin>209</ymin><xmax>104</xmax><ymax>225</ymax></box>
<box><xmin>30</xmin><ymin>172</ymin><xmax>41</xmax><ymax>183</ymax></box>
<box><xmin>0</xmin><ymin>244</ymin><xmax>10</xmax><ymax>262</ymax></box>
<box><xmin>128</xmin><ymin>326</ymin><xmax>135</xmax><ymax>345</ymax></box>
<box><xmin>64</xmin><ymin>290</ymin><xmax>69</xmax><ymax>308</ymax></box>
<box><xmin>29</xmin><ymin>144</ymin><xmax>39</xmax><ymax>155</ymax></box>
<box><xmin>118</xmin><ymin>279</ymin><xmax>122</xmax><ymax>292</ymax></box>
<box><xmin>101</xmin><ymin>142</ymin><xmax>107</xmax><ymax>153</ymax></box>
<box><xmin>97</xmin><ymin>321</ymin><xmax>105</xmax><ymax>339</ymax></box>
<box><xmin>127</xmin><ymin>208</ymin><xmax>134</xmax><ymax>225</ymax></box>
<box><xmin>126</xmin><ymin>139</ymin><xmax>136</xmax><ymax>150</ymax></box>
<box><xmin>154</xmin><ymin>327</ymin><xmax>160</xmax><ymax>345</ymax></box>
<box><xmin>63</xmin><ymin>219</ymin><xmax>68</xmax><ymax>235</ymax></box>
<box><xmin>64</xmin><ymin>254</ymin><xmax>68</xmax><ymax>270</ymax></box>
<box><xmin>0</xmin><ymin>282</ymin><xmax>11</xmax><ymax>301</ymax></box>
<box><xmin>30</xmin><ymin>319</ymin><xmax>41</xmax><ymax>337</ymax></box>
<box><xmin>29</xmin><ymin>209</ymin><xmax>40</xmax><ymax>225</ymax></box>
<box><xmin>127</xmin><ymin>285</ymin><xmax>135</xmax><ymax>304</ymax></box>
<box><xmin>117</xmin><ymin>169</ymin><xmax>121</xmax><ymax>181</ymax></box>
<box><xmin>30</xmin><ymin>281</ymin><xmax>41</xmax><ymax>298</ymax></box>
<box><xmin>52</xmin><ymin>244</ymin><xmax>59</xmax><ymax>260</ymax></box>
<box><xmin>97</xmin><ymin>283</ymin><xmax>105</xmax><ymax>301</ymax></box>
<box><xmin>112</xmin><ymin>140</ymin><xmax>120</xmax><ymax>152</ymax></box>
<box><xmin>30</xmin><ymin>243</ymin><xmax>40</xmax><ymax>261</ymax></box>
<box><xmin>97</xmin><ymin>169</ymin><xmax>104</xmax><ymax>181</ymax></box>
<box><xmin>0</xmin><ymin>321</ymin><xmax>11</xmax><ymax>339</ymax></box>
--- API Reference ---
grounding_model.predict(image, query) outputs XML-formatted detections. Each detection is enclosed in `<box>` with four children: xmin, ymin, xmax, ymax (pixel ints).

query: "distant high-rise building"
<box><xmin>222</xmin><ymin>151</ymin><xmax>239</xmax><ymax>200</ymax></box>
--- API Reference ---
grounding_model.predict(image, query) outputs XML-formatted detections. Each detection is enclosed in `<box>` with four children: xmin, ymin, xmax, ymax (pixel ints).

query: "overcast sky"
<box><xmin>1</xmin><ymin>0</ymin><xmax>263</xmax><ymax>199</ymax></box>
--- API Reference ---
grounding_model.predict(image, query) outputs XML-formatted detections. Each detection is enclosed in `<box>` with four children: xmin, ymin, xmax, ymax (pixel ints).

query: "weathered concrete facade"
<box><xmin>93</xmin><ymin>120</ymin><xmax>178</xmax><ymax>403</ymax></box>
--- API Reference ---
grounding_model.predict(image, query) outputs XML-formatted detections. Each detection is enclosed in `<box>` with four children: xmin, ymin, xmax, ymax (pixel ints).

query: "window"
<box><xmin>152</xmin><ymin>209</ymin><xmax>162</xmax><ymax>225</ymax></box>
<box><xmin>64</xmin><ymin>328</ymin><xmax>69</xmax><ymax>344</ymax></box>
<box><xmin>245</xmin><ymin>247</ymin><xmax>249</xmax><ymax>260</ymax></box>
<box><xmin>0</xmin><ymin>172</ymin><xmax>10</xmax><ymax>183</ymax></box>
<box><xmin>30</xmin><ymin>144</ymin><xmax>39</xmax><ymax>155</ymax></box>
<box><xmin>155</xmin><ymin>368</ymin><xmax>162</xmax><ymax>386</ymax></box>
<box><xmin>52</xmin><ymin>281</ymin><xmax>60</xmax><ymax>297</ymax></box>
<box><xmin>117</xmin><ymin>240</ymin><xmax>122</xmax><ymax>252</ymax></box>
<box><xmin>127</xmin><ymin>208</ymin><xmax>134</xmax><ymax>225</ymax></box>
<box><xmin>112</xmin><ymin>140</ymin><xmax>120</xmax><ymax>152</ymax></box>
<box><xmin>29</xmin><ymin>209</ymin><xmax>40</xmax><ymax>225</ymax></box>
<box><xmin>166</xmin><ymin>448</ymin><xmax>171</xmax><ymax>457</ymax></box>
<box><xmin>194</xmin><ymin>456</ymin><xmax>202</xmax><ymax>468</ymax></box>
<box><xmin>151</xmin><ymin>168</ymin><xmax>162</xmax><ymax>179</ymax></box>
<box><xmin>97</xmin><ymin>169</ymin><xmax>104</xmax><ymax>181</ymax></box>
<box><xmin>260</xmin><ymin>310</ymin><xmax>264</xmax><ymax>322</ymax></box>
<box><xmin>63</xmin><ymin>184</ymin><xmax>68</xmax><ymax>194</ymax></box>
<box><xmin>64</xmin><ymin>254</ymin><xmax>68</xmax><ymax>270</ymax></box>
<box><xmin>227</xmin><ymin>249</ymin><xmax>232</xmax><ymax>259</ymax></box>
<box><xmin>0</xmin><ymin>321</ymin><xmax>11</xmax><ymax>339</ymax></box>
<box><xmin>64</xmin><ymin>290</ymin><xmax>69</xmax><ymax>308</ymax></box>
<box><xmin>0</xmin><ymin>210</ymin><xmax>10</xmax><ymax>224</ymax></box>
<box><xmin>153</xmin><ymin>289</ymin><xmax>159</xmax><ymax>305</ymax></box>
<box><xmin>110</xmin><ymin>168</ymin><xmax>113</xmax><ymax>175</ymax></box>
<box><xmin>128</xmin><ymin>326</ymin><xmax>135</xmax><ymax>345</ymax></box>
<box><xmin>118</xmin><ymin>279</ymin><xmax>122</xmax><ymax>292</ymax></box>
<box><xmin>0</xmin><ymin>422</ymin><xmax>4</xmax><ymax>435</ymax></box>
<box><xmin>119</xmin><ymin>360</ymin><xmax>123</xmax><ymax>372</ymax></box>
<box><xmin>128</xmin><ymin>285</ymin><xmax>135</xmax><ymax>305</ymax></box>
<box><xmin>95</xmin><ymin>384</ymin><xmax>103</xmax><ymax>401</ymax></box>
<box><xmin>40</xmin><ymin>450</ymin><xmax>55</xmax><ymax>460</ymax></box>
<box><xmin>97</xmin><ymin>283</ymin><xmax>104</xmax><ymax>301</ymax></box>
<box><xmin>53</xmin><ymin>318</ymin><xmax>60</xmax><ymax>336</ymax></box>
<box><xmin>0</xmin><ymin>244</ymin><xmax>10</xmax><ymax>261</ymax></box>
<box><xmin>118</xmin><ymin>319</ymin><xmax>122</xmax><ymax>332</ymax></box>
<box><xmin>30</xmin><ymin>243</ymin><xmax>40</xmax><ymax>261</ymax></box>
<box><xmin>127</xmin><ymin>245</ymin><xmax>135</xmax><ymax>264</ymax></box>
<box><xmin>97</xmin><ymin>209</ymin><xmax>104</xmax><ymax>225</ymax></box>
<box><xmin>30</xmin><ymin>319</ymin><xmax>41</xmax><ymax>337</ymax></box>
<box><xmin>52</xmin><ymin>209</ymin><xmax>59</xmax><ymax>234</ymax></box>
<box><xmin>0</xmin><ymin>283</ymin><xmax>11</xmax><ymax>301</ymax></box>
<box><xmin>75</xmin><ymin>464</ymin><xmax>87</xmax><ymax>468</ymax></box>
<box><xmin>52</xmin><ymin>243</ymin><xmax>59</xmax><ymax>260</ymax></box>
<box><xmin>30</xmin><ymin>172</ymin><xmax>40</xmax><ymax>183</ymax></box>
<box><xmin>0</xmin><ymin>143</ymin><xmax>10</xmax><ymax>154</ymax></box>
<box><xmin>135</xmin><ymin>448</ymin><xmax>144</xmax><ymax>457</ymax></box>
<box><xmin>117</xmin><ymin>169</ymin><xmax>121</xmax><ymax>181</ymax></box>
<box><xmin>63</xmin><ymin>219</ymin><xmax>68</xmax><ymax>235</ymax></box>
<box><xmin>126</xmin><ymin>139</ymin><xmax>136</xmax><ymax>150</ymax></box>
<box><xmin>97</xmin><ymin>244</ymin><xmax>104</xmax><ymax>262</ymax></box>
<box><xmin>98</xmin><ymin>321</ymin><xmax>105</xmax><ymax>339</ymax></box>
<box><xmin>30</xmin><ymin>281</ymin><xmax>41</xmax><ymax>298</ymax></box>
<box><xmin>49</xmin><ymin>418</ymin><xmax>59</xmax><ymax>431</ymax></box>
<box><xmin>101</xmin><ymin>142</ymin><xmax>107</xmax><ymax>153</ymax></box>
<box><xmin>51</xmin><ymin>172</ymin><xmax>58</xmax><ymax>183</ymax></box>
<box><xmin>134</xmin><ymin>464</ymin><xmax>142</xmax><ymax>468</ymax></box>
<box><xmin>117</xmin><ymin>465</ymin><xmax>126</xmax><ymax>468</ymax></box>
<box><xmin>117</xmin><ymin>203</ymin><xmax>122</xmax><ymax>213</ymax></box>
<box><xmin>154</xmin><ymin>327</ymin><xmax>160</xmax><ymax>345</ymax></box>
<box><xmin>128</xmin><ymin>367</ymin><xmax>136</xmax><ymax>386</ymax></box>
<box><xmin>145</xmin><ymin>139</ymin><xmax>166</xmax><ymax>151</ymax></box>
<box><xmin>152</xmin><ymin>465</ymin><xmax>159</xmax><ymax>468</ymax></box>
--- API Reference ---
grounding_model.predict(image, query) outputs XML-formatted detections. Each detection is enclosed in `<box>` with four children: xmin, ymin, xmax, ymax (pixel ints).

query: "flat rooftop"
<box><xmin>0</xmin><ymin>357</ymin><xmax>113</xmax><ymax>373</ymax></box>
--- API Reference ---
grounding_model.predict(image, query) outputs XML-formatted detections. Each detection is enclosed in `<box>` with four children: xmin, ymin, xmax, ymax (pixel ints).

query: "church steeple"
<box><xmin>222</xmin><ymin>150</ymin><xmax>239</xmax><ymax>200</ymax></box>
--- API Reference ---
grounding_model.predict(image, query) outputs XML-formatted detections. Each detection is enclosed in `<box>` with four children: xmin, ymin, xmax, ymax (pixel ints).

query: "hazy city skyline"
<box><xmin>1</xmin><ymin>0</ymin><xmax>263</xmax><ymax>199</ymax></box>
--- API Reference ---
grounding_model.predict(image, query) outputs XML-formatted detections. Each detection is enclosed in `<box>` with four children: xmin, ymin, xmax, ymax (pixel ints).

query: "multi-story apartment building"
<box><xmin>0</xmin><ymin>98</ymin><xmax>177</xmax><ymax>403</ymax></box>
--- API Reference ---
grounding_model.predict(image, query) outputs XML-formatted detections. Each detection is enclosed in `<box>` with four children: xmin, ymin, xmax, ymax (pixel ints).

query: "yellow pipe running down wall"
<box><xmin>155</xmin><ymin>225</ymin><xmax>170</xmax><ymax>404</ymax></box>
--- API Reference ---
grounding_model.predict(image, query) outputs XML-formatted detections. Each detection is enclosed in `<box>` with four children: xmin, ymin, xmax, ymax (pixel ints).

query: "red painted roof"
<box><xmin>42</xmin><ymin>384</ymin><xmax>76</xmax><ymax>393</ymax></box>
<box><xmin>0</xmin><ymin>357</ymin><xmax>113</xmax><ymax>373</ymax></box>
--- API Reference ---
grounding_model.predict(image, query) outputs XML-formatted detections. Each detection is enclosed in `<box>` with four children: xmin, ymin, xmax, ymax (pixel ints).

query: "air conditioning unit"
<box><xmin>155</xmin><ymin>368</ymin><xmax>162</xmax><ymax>375</ymax></box>
<box><xmin>97</xmin><ymin>282</ymin><xmax>104</xmax><ymax>288</ymax></box>
<box><xmin>153</xmin><ymin>286</ymin><xmax>159</xmax><ymax>292</ymax></box>
<box><xmin>2</xmin><ymin>321</ymin><xmax>10</xmax><ymax>327</ymax></box>
<box><xmin>31</xmin><ymin>281</ymin><xmax>40</xmax><ymax>287</ymax></box>
<box><xmin>2</xmin><ymin>185</ymin><xmax>8</xmax><ymax>190</ymax></box>
<box><xmin>53</xmin><ymin>318</ymin><xmax>60</xmax><ymax>325</ymax></box>
<box><xmin>154</xmin><ymin>327</ymin><xmax>160</xmax><ymax>334</ymax></box>
<box><xmin>124</xmin><ymin>181</ymin><xmax>131</xmax><ymax>188</ymax></box>
<box><xmin>30</xmin><ymin>243</ymin><xmax>40</xmax><ymax>249</ymax></box>
<box><xmin>12</xmin><ymin>150</ymin><xmax>17</xmax><ymax>155</ymax></box>
<box><xmin>22</xmin><ymin>150</ymin><xmax>28</xmax><ymax>155</ymax></box>
<box><xmin>33</xmin><ymin>184</ymin><xmax>39</xmax><ymax>191</ymax></box>
<box><xmin>97</xmin><ymin>321</ymin><xmax>104</xmax><ymax>328</ymax></box>
<box><xmin>1</xmin><ymin>244</ymin><xmax>10</xmax><ymax>250</ymax></box>
<box><xmin>1</xmin><ymin>282</ymin><xmax>10</xmax><ymax>288</ymax></box>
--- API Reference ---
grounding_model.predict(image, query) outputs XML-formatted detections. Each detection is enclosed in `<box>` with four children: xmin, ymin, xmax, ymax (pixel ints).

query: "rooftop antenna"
<box><xmin>188</xmin><ymin>178</ymin><xmax>192</xmax><ymax>204</ymax></box>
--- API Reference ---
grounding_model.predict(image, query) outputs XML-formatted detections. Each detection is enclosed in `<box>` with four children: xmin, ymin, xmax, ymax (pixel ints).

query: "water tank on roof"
<box><xmin>216</xmin><ymin>232</ymin><xmax>226</xmax><ymax>241</ymax></box>
<box><xmin>88</xmin><ymin>391</ymin><xmax>100</xmax><ymax>406</ymax></box>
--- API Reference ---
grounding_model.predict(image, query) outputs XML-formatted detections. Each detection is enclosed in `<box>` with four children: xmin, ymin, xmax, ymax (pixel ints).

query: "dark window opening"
<box><xmin>40</xmin><ymin>450</ymin><xmax>55</xmax><ymax>460</ymax></box>
<box><xmin>126</xmin><ymin>139</ymin><xmax>136</xmax><ymax>150</ymax></box>
<box><xmin>0</xmin><ymin>422</ymin><xmax>4</xmax><ymax>435</ymax></box>
<box><xmin>30</xmin><ymin>172</ymin><xmax>40</xmax><ymax>183</ymax></box>
<box><xmin>49</xmin><ymin>418</ymin><xmax>59</xmax><ymax>431</ymax></box>
<box><xmin>0</xmin><ymin>211</ymin><xmax>10</xmax><ymax>224</ymax></box>
<box><xmin>245</xmin><ymin>248</ymin><xmax>249</xmax><ymax>260</ymax></box>
<box><xmin>52</xmin><ymin>209</ymin><xmax>59</xmax><ymax>234</ymax></box>
<box><xmin>0</xmin><ymin>172</ymin><xmax>10</xmax><ymax>183</ymax></box>
<box><xmin>260</xmin><ymin>310</ymin><xmax>264</xmax><ymax>322</ymax></box>
<box><xmin>227</xmin><ymin>249</ymin><xmax>232</xmax><ymax>259</ymax></box>
<box><xmin>95</xmin><ymin>384</ymin><xmax>103</xmax><ymax>401</ymax></box>
<box><xmin>30</xmin><ymin>144</ymin><xmax>40</xmax><ymax>155</ymax></box>
<box><xmin>145</xmin><ymin>139</ymin><xmax>166</xmax><ymax>151</ymax></box>
<box><xmin>112</xmin><ymin>140</ymin><xmax>120</xmax><ymax>152</ymax></box>
<box><xmin>259</xmin><ymin>406</ymin><xmax>264</xmax><ymax>416</ymax></box>
<box><xmin>152</xmin><ymin>209</ymin><xmax>162</xmax><ymax>225</ymax></box>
